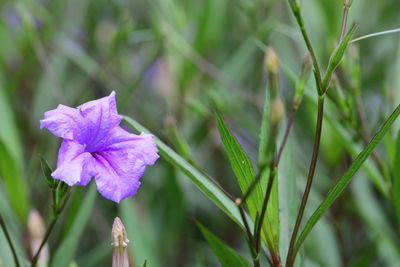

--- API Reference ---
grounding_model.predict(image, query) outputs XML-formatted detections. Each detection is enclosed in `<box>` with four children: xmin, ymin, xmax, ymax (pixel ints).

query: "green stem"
<box><xmin>286</xmin><ymin>96</ymin><xmax>325</xmax><ymax>267</ymax></box>
<box><xmin>290</xmin><ymin>6</ymin><xmax>323</xmax><ymax>95</ymax></box>
<box><xmin>0</xmin><ymin>214</ymin><xmax>20</xmax><ymax>267</ymax></box>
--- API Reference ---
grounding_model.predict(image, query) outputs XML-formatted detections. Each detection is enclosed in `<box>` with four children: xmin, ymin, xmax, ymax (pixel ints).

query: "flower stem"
<box><xmin>0</xmin><ymin>214</ymin><xmax>20</xmax><ymax>267</ymax></box>
<box><xmin>30</xmin><ymin>215</ymin><xmax>58</xmax><ymax>267</ymax></box>
<box><xmin>286</xmin><ymin>96</ymin><xmax>325</xmax><ymax>267</ymax></box>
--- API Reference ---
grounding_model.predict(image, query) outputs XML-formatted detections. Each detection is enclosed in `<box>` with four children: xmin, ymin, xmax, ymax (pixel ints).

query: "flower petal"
<box><xmin>40</xmin><ymin>104</ymin><xmax>84</xmax><ymax>141</ymax></box>
<box><xmin>77</xmin><ymin>91</ymin><xmax>122</xmax><ymax>151</ymax></box>
<box><xmin>102</xmin><ymin>126</ymin><xmax>159</xmax><ymax>165</ymax></box>
<box><xmin>52</xmin><ymin>140</ymin><xmax>97</xmax><ymax>186</ymax></box>
<box><xmin>92</xmin><ymin>127</ymin><xmax>159</xmax><ymax>202</ymax></box>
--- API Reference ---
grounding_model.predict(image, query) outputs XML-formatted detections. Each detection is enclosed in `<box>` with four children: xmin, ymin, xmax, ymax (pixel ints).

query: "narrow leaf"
<box><xmin>258</xmin><ymin>84</ymin><xmax>280</xmax><ymax>253</ymax></box>
<box><xmin>215</xmin><ymin>112</ymin><xmax>263</xmax><ymax>212</ymax></box>
<box><xmin>393</xmin><ymin>131</ymin><xmax>400</xmax><ymax>224</ymax></box>
<box><xmin>294</xmin><ymin>104</ymin><xmax>400</xmax><ymax>255</ymax></box>
<box><xmin>322</xmin><ymin>24</ymin><xmax>357</xmax><ymax>89</ymax></box>
<box><xmin>215</xmin><ymin>112</ymin><xmax>279</xmax><ymax>251</ymax></box>
<box><xmin>40</xmin><ymin>157</ymin><xmax>54</xmax><ymax>190</ymax></box>
<box><xmin>197</xmin><ymin>222</ymin><xmax>250</xmax><ymax>267</ymax></box>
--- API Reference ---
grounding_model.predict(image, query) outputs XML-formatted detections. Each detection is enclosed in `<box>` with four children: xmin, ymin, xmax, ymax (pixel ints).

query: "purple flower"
<box><xmin>40</xmin><ymin>91</ymin><xmax>159</xmax><ymax>202</ymax></box>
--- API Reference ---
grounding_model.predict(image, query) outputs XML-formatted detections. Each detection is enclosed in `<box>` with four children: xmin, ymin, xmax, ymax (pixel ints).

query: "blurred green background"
<box><xmin>0</xmin><ymin>0</ymin><xmax>399</xmax><ymax>266</ymax></box>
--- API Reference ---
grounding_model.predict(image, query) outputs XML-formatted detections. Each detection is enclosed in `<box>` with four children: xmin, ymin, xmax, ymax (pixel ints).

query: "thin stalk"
<box><xmin>254</xmin><ymin>164</ymin><xmax>277</xmax><ymax>265</ymax></box>
<box><xmin>286</xmin><ymin>97</ymin><xmax>325</xmax><ymax>267</ymax></box>
<box><xmin>0</xmin><ymin>214</ymin><xmax>20</xmax><ymax>267</ymax></box>
<box><xmin>275</xmin><ymin>106</ymin><xmax>296</xmax><ymax>165</ymax></box>
<box><xmin>237</xmin><ymin>206</ymin><xmax>258</xmax><ymax>267</ymax></box>
<box><xmin>290</xmin><ymin>7</ymin><xmax>323</xmax><ymax>95</ymax></box>
<box><xmin>30</xmin><ymin>216</ymin><xmax>58</xmax><ymax>267</ymax></box>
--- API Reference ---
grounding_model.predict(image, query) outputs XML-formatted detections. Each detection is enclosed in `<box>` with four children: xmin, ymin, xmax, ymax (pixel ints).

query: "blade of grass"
<box><xmin>393</xmin><ymin>131</ymin><xmax>400</xmax><ymax>224</ymax></box>
<box><xmin>293</xmin><ymin>103</ymin><xmax>400</xmax><ymax>258</ymax></box>
<box><xmin>215</xmin><ymin>112</ymin><xmax>262</xmax><ymax>216</ymax></box>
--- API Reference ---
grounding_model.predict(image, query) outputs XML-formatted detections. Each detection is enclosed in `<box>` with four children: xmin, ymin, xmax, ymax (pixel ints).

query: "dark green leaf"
<box><xmin>40</xmin><ymin>157</ymin><xmax>54</xmax><ymax>190</ymax></box>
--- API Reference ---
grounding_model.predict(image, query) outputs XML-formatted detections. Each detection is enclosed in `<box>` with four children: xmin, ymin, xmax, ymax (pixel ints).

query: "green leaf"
<box><xmin>40</xmin><ymin>157</ymin><xmax>55</xmax><ymax>190</ymax></box>
<box><xmin>122</xmin><ymin>116</ymin><xmax>246</xmax><ymax>228</ymax></box>
<box><xmin>393</xmin><ymin>131</ymin><xmax>400</xmax><ymax>224</ymax></box>
<box><xmin>51</xmin><ymin>184</ymin><xmax>97</xmax><ymax>267</ymax></box>
<box><xmin>120</xmin><ymin>199</ymin><xmax>160</xmax><ymax>267</ymax></box>
<box><xmin>294</xmin><ymin>103</ymin><xmax>400</xmax><ymax>256</ymax></box>
<box><xmin>196</xmin><ymin>222</ymin><xmax>250</xmax><ymax>267</ymax></box>
<box><xmin>322</xmin><ymin>24</ymin><xmax>358</xmax><ymax>90</ymax></box>
<box><xmin>0</xmin><ymin>87</ymin><xmax>28</xmax><ymax>222</ymax></box>
<box><xmin>258</xmin><ymin>84</ymin><xmax>280</xmax><ymax>253</ymax></box>
<box><xmin>215</xmin><ymin>112</ymin><xmax>262</xmax><ymax>211</ymax></box>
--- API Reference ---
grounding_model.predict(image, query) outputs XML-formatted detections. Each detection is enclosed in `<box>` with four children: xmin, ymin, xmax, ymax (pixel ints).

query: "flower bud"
<box><xmin>343</xmin><ymin>0</ymin><xmax>353</xmax><ymax>8</ymax></box>
<box><xmin>269</xmin><ymin>97</ymin><xmax>285</xmax><ymax>125</ymax></box>
<box><xmin>264</xmin><ymin>47</ymin><xmax>279</xmax><ymax>75</ymax></box>
<box><xmin>28</xmin><ymin>210</ymin><xmax>49</xmax><ymax>267</ymax></box>
<box><xmin>112</xmin><ymin>217</ymin><xmax>129</xmax><ymax>267</ymax></box>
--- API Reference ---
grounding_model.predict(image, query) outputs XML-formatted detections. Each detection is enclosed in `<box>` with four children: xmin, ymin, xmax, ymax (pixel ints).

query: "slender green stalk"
<box><xmin>288</xmin><ymin>1</ymin><xmax>323</xmax><ymax>95</ymax></box>
<box><xmin>0</xmin><ymin>214</ymin><xmax>20</xmax><ymax>267</ymax></box>
<box><xmin>286</xmin><ymin>97</ymin><xmax>325</xmax><ymax>267</ymax></box>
